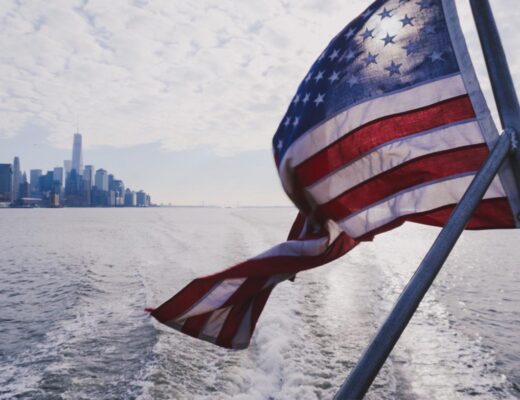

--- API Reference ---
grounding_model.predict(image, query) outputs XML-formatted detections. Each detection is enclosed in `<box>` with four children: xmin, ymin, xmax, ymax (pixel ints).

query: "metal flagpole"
<box><xmin>334</xmin><ymin>130</ymin><xmax>514</xmax><ymax>400</ymax></box>
<box><xmin>470</xmin><ymin>0</ymin><xmax>520</xmax><ymax>171</ymax></box>
<box><xmin>335</xmin><ymin>1</ymin><xmax>520</xmax><ymax>398</ymax></box>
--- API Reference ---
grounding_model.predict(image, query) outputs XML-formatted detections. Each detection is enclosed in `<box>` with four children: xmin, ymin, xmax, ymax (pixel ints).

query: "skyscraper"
<box><xmin>64</xmin><ymin>168</ymin><xmax>81</xmax><ymax>204</ymax></box>
<box><xmin>19</xmin><ymin>172</ymin><xmax>29</xmax><ymax>199</ymax></box>
<box><xmin>83</xmin><ymin>165</ymin><xmax>95</xmax><ymax>190</ymax></box>
<box><xmin>124</xmin><ymin>188</ymin><xmax>136</xmax><ymax>207</ymax></box>
<box><xmin>53</xmin><ymin>167</ymin><xmax>64</xmax><ymax>191</ymax></box>
<box><xmin>111</xmin><ymin>179</ymin><xmax>125</xmax><ymax>206</ymax></box>
<box><xmin>39</xmin><ymin>171</ymin><xmax>55</xmax><ymax>193</ymax></box>
<box><xmin>108</xmin><ymin>174</ymin><xmax>114</xmax><ymax>191</ymax></box>
<box><xmin>30</xmin><ymin>169</ymin><xmax>42</xmax><ymax>196</ymax></box>
<box><xmin>0</xmin><ymin>164</ymin><xmax>12</xmax><ymax>203</ymax></box>
<box><xmin>95</xmin><ymin>169</ymin><xmax>108</xmax><ymax>191</ymax></box>
<box><xmin>71</xmin><ymin>133</ymin><xmax>83</xmax><ymax>175</ymax></box>
<box><xmin>12</xmin><ymin>157</ymin><xmax>21</xmax><ymax>201</ymax></box>
<box><xmin>136</xmin><ymin>190</ymin><xmax>147</xmax><ymax>207</ymax></box>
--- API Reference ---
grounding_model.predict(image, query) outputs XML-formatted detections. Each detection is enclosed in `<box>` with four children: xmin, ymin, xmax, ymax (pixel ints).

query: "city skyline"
<box><xmin>0</xmin><ymin>133</ymin><xmax>152</xmax><ymax>208</ymax></box>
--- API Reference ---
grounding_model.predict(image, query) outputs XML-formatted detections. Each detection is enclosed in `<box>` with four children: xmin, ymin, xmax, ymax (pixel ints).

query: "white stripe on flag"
<box><xmin>308</xmin><ymin>121</ymin><xmax>485</xmax><ymax>204</ymax></box>
<box><xmin>178</xmin><ymin>278</ymin><xmax>246</xmax><ymax>320</ymax></box>
<box><xmin>279</xmin><ymin>74</ymin><xmax>467</xmax><ymax>193</ymax></box>
<box><xmin>252</xmin><ymin>219</ymin><xmax>343</xmax><ymax>260</ymax></box>
<box><xmin>231</xmin><ymin>302</ymin><xmax>254</xmax><ymax>349</ymax></box>
<box><xmin>200</xmin><ymin>306</ymin><xmax>233</xmax><ymax>339</ymax></box>
<box><xmin>339</xmin><ymin>175</ymin><xmax>506</xmax><ymax>238</ymax></box>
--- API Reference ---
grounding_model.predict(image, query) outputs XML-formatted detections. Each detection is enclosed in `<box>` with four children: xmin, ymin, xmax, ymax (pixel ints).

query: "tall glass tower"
<box><xmin>0</xmin><ymin>164</ymin><xmax>12</xmax><ymax>202</ymax></box>
<box><xmin>71</xmin><ymin>133</ymin><xmax>83</xmax><ymax>175</ymax></box>
<box><xmin>12</xmin><ymin>156</ymin><xmax>21</xmax><ymax>201</ymax></box>
<box><xmin>30</xmin><ymin>169</ymin><xmax>42</xmax><ymax>195</ymax></box>
<box><xmin>83</xmin><ymin>165</ymin><xmax>95</xmax><ymax>189</ymax></box>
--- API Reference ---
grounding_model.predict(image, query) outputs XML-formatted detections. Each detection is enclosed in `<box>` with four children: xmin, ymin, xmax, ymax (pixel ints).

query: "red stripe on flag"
<box><xmin>152</xmin><ymin>228</ymin><xmax>358</xmax><ymax>347</ymax></box>
<box><xmin>287</xmin><ymin>212</ymin><xmax>306</xmax><ymax>240</ymax></box>
<box><xmin>249</xmin><ymin>286</ymin><xmax>275</xmax><ymax>340</ymax></box>
<box><xmin>181</xmin><ymin>312</ymin><xmax>210</xmax><ymax>337</ymax></box>
<box><xmin>222</xmin><ymin>276</ymin><xmax>270</xmax><ymax>308</ymax></box>
<box><xmin>356</xmin><ymin>197</ymin><xmax>515</xmax><ymax>242</ymax></box>
<box><xmin>210</xmin><ymin>232</ymin><xmax>357</xmax><ymax>279</ymax></box>
<box><xmin>409</xmin><ymin>197</ymin><xmax>515</xmax><ymax>230</ymax></box>
<box><xmin>216</xmin><ymin>298</ymin><xmax>253</xmax><ymax>348</ymax></box>
<box><xmin>215</xmin><ymin>284</ymin><xmax>277</xmax><ymax>349</ymax></box>
<box><xmin>151</xmin><ymin>279</ymin><xmax>218</xmax><ymax>322</ymax></box>
<box><xmin>317</xmin><ymin>144</ymin><xmax>489</xmax><ymax>222</ymax></box>
<box><xmin>295</xmin><ymin>95</ymin><xmax>475</xmax><ymax>187</ymax></box>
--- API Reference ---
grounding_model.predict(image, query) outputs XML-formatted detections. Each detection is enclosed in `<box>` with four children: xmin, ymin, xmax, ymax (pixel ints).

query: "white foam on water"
<box><xmin>137</xmin><ymin>210</ymin><xmax>520</xmax><ymax>399</ymax></box>
<box><xmin>137</xmin><ymin>208</ymin><xmax>397</xmax><ymax>399</ymax></box>
<box><xmin>368</xmin><ymin>223</ymin><xmax>519</xmax><ymax>399</ymax></box>
<box><xmin>136</xmin><ymin>209</ymin><xmax>301</xmax><ymax>400</ymax></box>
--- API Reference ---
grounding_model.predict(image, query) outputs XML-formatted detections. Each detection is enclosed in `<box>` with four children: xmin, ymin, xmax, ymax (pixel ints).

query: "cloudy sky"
<box><xmin>0</xmin><ymin>0</ymin><xmax>518</xmax><ymax>205</ymax></box>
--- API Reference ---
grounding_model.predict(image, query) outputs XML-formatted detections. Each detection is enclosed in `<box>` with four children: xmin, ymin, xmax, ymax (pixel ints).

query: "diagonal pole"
<box><xmin>335</xmin><ymin>129</ymin><xmax>514</xmax><ymax>400</ymax></box>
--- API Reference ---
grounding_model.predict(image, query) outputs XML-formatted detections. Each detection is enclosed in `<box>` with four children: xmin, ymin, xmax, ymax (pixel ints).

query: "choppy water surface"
<box><xmin>0</xmin><ymin>208</ymin><xmax>518</xmax><ymax>399</ymax></box>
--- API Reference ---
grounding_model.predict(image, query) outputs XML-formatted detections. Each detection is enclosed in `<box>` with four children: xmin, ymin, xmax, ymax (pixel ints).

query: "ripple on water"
<box><xmin>1</xmin><ymin>209</ymin><xmax>519</xmax><ymax>399</ymax></box>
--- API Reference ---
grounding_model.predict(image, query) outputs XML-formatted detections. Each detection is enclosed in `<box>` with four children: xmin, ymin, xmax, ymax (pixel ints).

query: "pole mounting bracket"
<box><xmin>506</xmin><ymin>128</ymin><xmax>519</xmax><ymax>153</ymax></box>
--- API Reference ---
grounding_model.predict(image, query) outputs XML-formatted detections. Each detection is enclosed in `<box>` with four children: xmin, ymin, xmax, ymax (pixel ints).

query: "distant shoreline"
<box><xmin>0</xmin><ymin>205</ymin><xmax>295</xmax><ymax>209</ymax></box>
<box><xmin>161</xmin><ymin>205</ymin><xmax>294</xmax><ymax>209</ymax></box>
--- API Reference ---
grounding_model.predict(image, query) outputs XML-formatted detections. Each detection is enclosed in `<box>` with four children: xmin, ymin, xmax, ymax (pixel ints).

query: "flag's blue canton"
<box><xmin>273</xmin><ymin>0</ymin><xmax>459</xmax><ymax>163</ymax></box>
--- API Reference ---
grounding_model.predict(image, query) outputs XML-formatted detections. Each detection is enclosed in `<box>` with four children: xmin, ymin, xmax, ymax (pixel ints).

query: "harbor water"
<box><xmin>0</xmin><ymin>208</ymin><xmax>519</xmax><ymax>399</ymax></box>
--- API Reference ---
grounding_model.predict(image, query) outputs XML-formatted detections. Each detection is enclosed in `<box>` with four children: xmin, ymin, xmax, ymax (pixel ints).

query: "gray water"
<box><xmin>0</xmin><ymin>208</ymin><xmax>518</xmax><ymax>399</ymax></box>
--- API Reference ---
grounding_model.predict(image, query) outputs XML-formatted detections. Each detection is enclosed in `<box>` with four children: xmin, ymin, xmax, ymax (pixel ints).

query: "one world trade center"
<box><xmin>71</xmin><ymin>133</ymin><xmax>83</xmax><ymax>176</ymax></box>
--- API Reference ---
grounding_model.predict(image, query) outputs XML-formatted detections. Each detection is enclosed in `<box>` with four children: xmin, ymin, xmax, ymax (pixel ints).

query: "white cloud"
<box><xmin>0</xmin><ymin>0</ymin><xmax>368</xmax><ymax>153</ymax></box>
<box><xmin>1</xmin><ymin>0</ymin><xmax>519</xmax><ymax>154</ymax></box>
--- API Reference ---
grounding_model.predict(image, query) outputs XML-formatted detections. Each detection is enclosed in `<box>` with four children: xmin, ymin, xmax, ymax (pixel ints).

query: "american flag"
<box><xmin>149</xmin><ymin>0</ymin><xmax>519</xmax><ymax>349</ymax></box>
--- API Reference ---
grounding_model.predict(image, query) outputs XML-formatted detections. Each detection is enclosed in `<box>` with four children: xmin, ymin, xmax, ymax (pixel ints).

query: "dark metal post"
<box><xmin>470</xmin><ymin>0</ymin><xmax>520</xmax><ymax>172</ymax></box>
<box><xmin>334</xmin><ymin>130</ymin><xmax>514</xmax><ymax>400</ymax></box>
